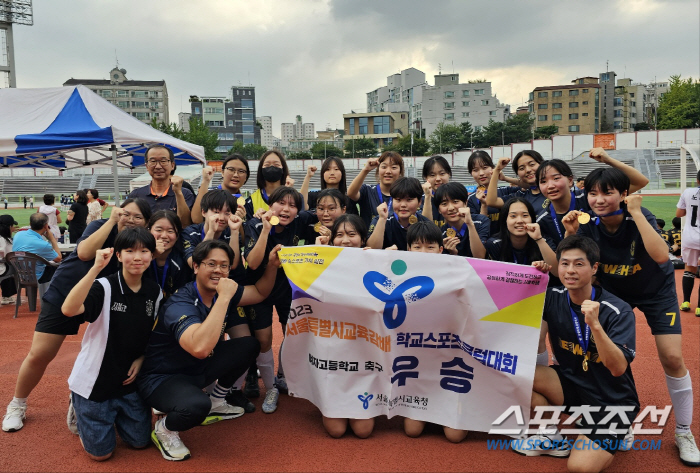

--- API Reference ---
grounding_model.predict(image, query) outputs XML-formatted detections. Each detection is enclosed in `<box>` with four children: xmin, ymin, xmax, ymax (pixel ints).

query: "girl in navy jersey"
<box><xmin>308</xmin><ymin>188</ymin><xmax>348</xmax><ymax>243</ymax></box>
<box><xmin>300</xmin><ymin>156</ymin><xmax>357</xmax><ymax>215</ymax></box>
<box><xmin>434</xmin><ymin>182</ymin><xmax>490</xmax><ymax>257</ymax></box>
<box><xmin>421</xmin><ymin>156</ymin><xmax>452</xmax><ymax>227</ymax></box>
<box><xmin>485</xmin><ymin>150</ymin><xmax>547</xmax><ymax>212</ymax></box>
<box><xmin>562</xmin><ymin>168</ymin><xmax>700</xmax><ymax>467</ymax></box>
<box><xmin>145</xmin><ymin>210</ymin><xmax>192</xmax><ymax>300</ymax></box>
<box><xmin>192</xmin><ymin>154</ymin><xmax>250</xmax><ymax>223</ymax></box>
<box><xmin>347</xmin><ymin>151</ymin><xmax>404</xmax><ymax>228</ymax></box>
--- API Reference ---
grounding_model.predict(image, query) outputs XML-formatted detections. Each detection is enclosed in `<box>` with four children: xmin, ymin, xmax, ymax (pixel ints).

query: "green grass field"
<box><xmin>1</xmin><ymin>206</ymin><xmax>117</xmax><ymax>228</ymax></box>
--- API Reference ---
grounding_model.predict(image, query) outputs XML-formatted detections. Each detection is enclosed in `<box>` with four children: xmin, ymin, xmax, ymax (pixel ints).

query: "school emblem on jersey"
<box><xmin>630</xmin><ymin>241</ymin><xmax>636</xmax><ymax>257</ymax></box>
<box><xmin>293</xmin><ymin>235</ymin><xmax>300</xmax><ymax>246</ymax></box>
<box><xmin>145</xmin><ymin>299</ymin><xmax>154</xmax><ymax>318</ymax></box>
<box><xmin>542</xmin><ymin>199</ymin><xmax>550</xmax><ymax>209</ymax></box>
<box><xmin>369</xmin><ymin>224</ymin><xmax>375</xmax><ymax>234</ymax></box>
<box><xmin>248</xmin><ymin>239</ymin><xmax>256</xmax><ymax>248</ymax></box>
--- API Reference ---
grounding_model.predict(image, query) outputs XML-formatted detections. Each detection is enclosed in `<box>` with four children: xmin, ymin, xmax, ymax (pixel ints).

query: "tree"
<box><xmin>657</xmin><ymin>75</ymin><xmax>700</xmax><ymax>130</ymax></box>
<box><xmin>149</xmin><ymin>118</ymin><xmax>187</xmax><ymax>140</ymax></box>
<box><xmin>383</xmin><ymin>134</ymin><xmax>430</xmax><ymax>156</ymax></box>
<box><xmin>600</xmin><ymin>115</ymin><xmax>613</xmax><ymax>133</ymax></box>
<box><xmin>344</xmin><ymin>136</ymin><xmax>377</xmax><ymax>159</ymax></box>
<box><xmin>534</xmin><ymin>125</ymin><xmax>559</xmax><ymax>139</ymax></box>
<box><xmin>150</xmin><ymin>117</ymin><xmax>220</xmax><ymax>160</ymax></box>
<box><xmin>287</xmin><ymin>151</ymin><xmax>312</xmax><ymax>160</ymax></box>
<box><xmin>310</xmin><ymin>142</ymin><xmax>345</xmax><ymax>160</ymax></box>
<box><xmin>228</xmin><ymin>141</ymin><xmax>268</xmax><ymax>160</ymax></box>
<box><xmin>633</xmin><ymin>122</ymin><xmax>652</xmax><ymax>131</ymax></box>
<box><xmin>428</xmin><ymin>122</ymin><xmax>463</xmax><ymax>154</ymax></box>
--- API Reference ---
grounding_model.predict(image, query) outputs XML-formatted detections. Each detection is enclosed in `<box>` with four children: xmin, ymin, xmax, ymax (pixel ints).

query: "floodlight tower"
<box><xmin>0</xmin><ymin>0</ymin><xmax>33</xmax><ymax>88</ymax></box>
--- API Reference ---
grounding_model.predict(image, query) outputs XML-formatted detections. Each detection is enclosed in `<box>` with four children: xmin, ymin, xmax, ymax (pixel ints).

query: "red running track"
<box><xmin>0</xmin><ymin>272</ymin><xmax>698</xmax><ymax>472</ymax></box>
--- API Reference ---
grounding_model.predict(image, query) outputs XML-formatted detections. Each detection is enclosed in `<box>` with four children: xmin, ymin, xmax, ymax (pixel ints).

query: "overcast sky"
<box><xmin>11</xmin><ymin>0</ymin><xmax>699</xmax><ymax>137</ymax></box>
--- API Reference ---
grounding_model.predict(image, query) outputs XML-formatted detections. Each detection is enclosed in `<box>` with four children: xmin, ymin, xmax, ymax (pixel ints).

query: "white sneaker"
<box><xmin>675</xmin><ymin>432</ymin><xmax>700</xmax><ymax>467</ymax></box>
<box><xmin>66</xmin><ymin>396</ymin><xmax>78</xmax><ymax>435</ymax></box>
<box><xmin>151</xmin><ymin>418</ymin><xmax>190</xmax><ymax>461</ymax></box>
<box><xmin>201</xmin><ymin>397</ymin><xmax>245</xmax><ymax>425</ymax></box>
<box><xmin>512</xmin><ymin>431</ymin><xmax>571</xmax><ymax>457</ymax></box>
<box><xmin>2</xmin><ymin>402</ymin><xmax>26</xmax><ymax>432</ymax></box>
<box><xmin>262</xmin><ymin>387</ymin><xmax>279</xmax><ymax>414</ymax></box>
<box><xmin>1</xmin><ymin>296</ymin><xmax>15</xmax><ymax>305</ymax></box>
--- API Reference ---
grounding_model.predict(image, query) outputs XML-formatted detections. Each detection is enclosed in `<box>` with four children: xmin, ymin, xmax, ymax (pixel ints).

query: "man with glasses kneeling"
<box><xmin>130</xmin><ymin>145</ymin><xmax>195</xmax><ymax>226</ymax></box>
<box><xmin>137</xmin><ymin>239</ymin><xmax>282</xmax><ymax>461</ymax></box>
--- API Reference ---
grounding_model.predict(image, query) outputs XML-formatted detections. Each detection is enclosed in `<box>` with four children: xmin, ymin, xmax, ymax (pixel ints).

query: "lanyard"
<box><xmin>376</xmin><ymin>185</ymin><xmax>392</xmax><ymax>213</ymax></box>
<box><xmin>512</xmin><ymin>250</ymin><xmax>526</xmax><ymax>264</ymax></box>
<box><xmin>549</xmin><ymin>191</ymin><xmax>577</xmax><ymax>239</ymax></box>
<box><xmin>193</xmin><ymin>282</ymin><xmax>217</xmax><ymax>309</ymax></box>
<box><xmin>151</xmin><ymin>257</ymin><xmax>170</xmax><ymax>291</ymax></box>
<box><xmin>261</xmin><ymin>189</ymin><xmax>269</xmax><ymax>203</ymax></box>
<box><xmin>216</xmin><ymin>185</ymin><xmax>242</xmax><ymax>199</ymax></box>
<box><xmin>450</xmin><ymin>223</ymin><xmax>467</xmax><ymax>238</ymax></box>
<box><xmin>567</xmin><ymin>287</ymin><xmax>596</xmax><ymax>370</ymax></box>
<box><xmin>594</xmin><ymin>209</ymin><xmax>624</xmax><ymax>225</ymax></box>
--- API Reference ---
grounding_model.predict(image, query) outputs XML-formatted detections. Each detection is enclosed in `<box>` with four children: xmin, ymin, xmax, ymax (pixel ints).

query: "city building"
<box><xmin>613</xmin><ymin>78</ymin><xmax>645</xmax><ymax>132</ymax></box>
<box><xmin>178</xmin><ymin>112</ymin><xmax>191</xmax><ymax>132</ymax></box>
<box><xmin>644</xmin><ymin>80</ymin><xmax>669</xmax><ymax>128</ymax></box>
<box><xmin>280</xmin><ymin>115</ymin><xmax>315</xmax><ymax>145</ymax></box>
<box><xmin>64</xmin><ymin>67</ymin><xmax>169</xmax><ymax>125</ymax></box>
<box><xmin>257</xmin><ymin>115</ymin><xmax>278</xmax><ymax>149</ymax></box>
<box><xmin>366</xmin><ymin>67</ymin><xmax>426</xmax><ymax>113</ymax></box>
<box><xmin>190</xmin><ymin>86</ymin><xmax>261</xmax><ymax>156</ymax></box>
<box><xmin>342</xmin><ymin>111</ymin><xmax>409</xmax><ymax>149</ymax></box>
<box><xmin>416</xmin><ymin>73</ymin><xmax>510</xmax><ymax>137</ymax></box>
<box><xmin>599</xmin><ymin>71</ymin><xmax>617</xmax><ymax>131</ymax></box>
<box><xmin>529</xmin><ymin>77</ymin><xmax>600</xmax><ymax>135</ymax></box>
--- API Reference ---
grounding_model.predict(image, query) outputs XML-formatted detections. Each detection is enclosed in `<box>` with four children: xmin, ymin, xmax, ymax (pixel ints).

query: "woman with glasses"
<box><xmin>191</xmin><ymin>154</ymin><xmax>250</xmax><ymax>224</ymax></box>
<box><xmin>2</xmin><ymin>198</ymin><xmax>153</xmax><ymax>434</ymax></box>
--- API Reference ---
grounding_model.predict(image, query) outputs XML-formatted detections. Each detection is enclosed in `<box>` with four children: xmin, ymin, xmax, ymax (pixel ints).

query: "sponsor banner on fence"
<box><xmin>279</xmin><ymin>247</ymin><xmax>548</xmax><ymax>432</ymax></box>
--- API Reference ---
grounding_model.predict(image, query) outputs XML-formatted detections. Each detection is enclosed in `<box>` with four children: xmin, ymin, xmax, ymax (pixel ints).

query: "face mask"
<box><xmin>262</xmin><ymin>166</ymin><xmax>284</xmax><ymax>183</ymax></box>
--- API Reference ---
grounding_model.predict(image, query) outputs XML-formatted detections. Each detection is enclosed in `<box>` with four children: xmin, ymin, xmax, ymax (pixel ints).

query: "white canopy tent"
<box><xmin>0</xmin><ymin>85</ymin><xmax>205</xmax><ymax>203</ymax></box>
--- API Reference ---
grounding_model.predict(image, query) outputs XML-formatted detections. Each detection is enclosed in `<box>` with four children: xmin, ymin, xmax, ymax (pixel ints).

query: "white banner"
<box><xmin>280</xmin><ymin>247</ymin><xmax>548</xmax><ymax>432</ymax></box>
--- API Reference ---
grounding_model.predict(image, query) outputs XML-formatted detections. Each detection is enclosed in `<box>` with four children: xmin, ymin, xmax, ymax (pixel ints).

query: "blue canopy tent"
<box><xmin>0</xmin><ymin>85</ymin><xmax>205</xmax><ymax>203</ymax></box>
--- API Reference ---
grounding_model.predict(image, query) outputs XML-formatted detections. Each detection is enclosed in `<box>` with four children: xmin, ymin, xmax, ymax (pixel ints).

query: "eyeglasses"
<box><xmin>147</xmin><ymin>159</ymin><xmax>171</xmax><ymax>167</ymax></box>
<box><xmin>201</xmin><ymin>261</ymin><xmax>230</xmax><ymax>271</ymax></box>
<box><xmin>224</xmin><ymin>167</ymin><xmax>247</xmax><ymax>175</ymax></box>
<box><xmin>121</xmin><ymin>211</ymin><xmax>145</xmax><ymax>222</ymax></box>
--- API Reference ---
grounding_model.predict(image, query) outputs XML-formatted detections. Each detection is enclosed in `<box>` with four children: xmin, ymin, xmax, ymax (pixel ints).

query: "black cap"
<box><xmin>0</xmin><ymin>215</ymin><xmax>18</xmax><ymax>226</ymax></box>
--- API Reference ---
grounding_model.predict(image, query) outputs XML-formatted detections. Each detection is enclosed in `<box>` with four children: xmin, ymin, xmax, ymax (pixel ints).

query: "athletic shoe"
<box><xmin>201</xmin><ymin>397</ymin><xmax>244</xmax><ymax>425</ymax></box>
<box><xmin>675</xmin><ymin>432</ymin><xmax>700</xmax><ymax>467</ymax></box>
<box><xmin>244</xmin><ymin>371</ymin><xmax>260</xmax><ymax>398</ymax></box>
<box><xmin>275</xmin><ymin>374</ymin><xmax>288</xmax><ymax>395</ymax></box>
<box><xmin>225</xmin><ymin>389</ymin><xmax>255</xmax><ymax>413</ymax></box>
<box><xmin>66</xmin><ymin>396</ymin><xmax>78</xmax><ymax>435</ymax></box>
<box><xmin>512</xmin><ymin>431</ymin><xmax>571</xmax><ymax>457</ymax></box>
<box><xmin>151</xmin><ymin>418</ymin><xmax>190</xmax><ymax>461</ymax></box>
<box><xmin>696</xmin><ymin>308</ymin><xmax>700</xmax><ymax>317</ymax></box>
<box><xmin>681</xmin><ymin>302</ymin><xmax>691</xmax><ymax>312</ymax></box>
<box><xmin>152</xmin><ymin>407</ymin><xmax>166</xmax><ymax>416</ymax></box>
<box><xmin>262</xmin><ymin>387</ymin><xmax>280</xmax><ymax>414</ymax></box>
<box><xmin>1</xmin><ymin>296</ymin><xmax>15</xmax><ymax>305</ymax></box>
<box><xmin>2</xmin><ymin>402</ymin><xmax>26</xmax><ymax>432</ymax></box>
<box><xmin>618</xmin><ymin>427</ymin><xmax>634</xmax><ymax>451</ymax></box>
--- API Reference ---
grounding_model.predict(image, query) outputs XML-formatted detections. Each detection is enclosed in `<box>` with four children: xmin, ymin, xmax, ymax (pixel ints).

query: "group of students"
<box><xmin>1</xmin><ymin>145</ymin><xmax>698</xmax><ymax>471</ymax></box>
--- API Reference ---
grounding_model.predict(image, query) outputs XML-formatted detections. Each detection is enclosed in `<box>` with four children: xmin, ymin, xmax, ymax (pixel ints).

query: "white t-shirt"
<box><xmin>677</xmin><ymin>187</ymin><xmax>700</xmax><ymax>249</ymax></box>
<box><xmin>0</xmin><ymin>236</ymin><xmax>11</xmax><ymax>276</ymax></box>
<box><xmin>39</xmin><ymin>204</ymin><xmax>61</xmax><ymax>240</ymax></box>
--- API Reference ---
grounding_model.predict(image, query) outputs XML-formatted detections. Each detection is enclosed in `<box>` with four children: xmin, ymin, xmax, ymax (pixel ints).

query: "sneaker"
<box><xmin>681</xmin><ymin>302</ymin><xmax>691</xmax><ymax>312</ymax></box>
<box><xmin>696</xmin><ymin>308</ymin><xmax>700</xmax><ymax>317</ymax></box>
<box><xmin>151</xmin><ymin>418</ymin><xmax>190</xmax><ymax>461</ymax></box>
<box><xmin>512</xmin><ymin>431</ymin><xmax>571</xmax><ymax>457</ymax></box>
<box><xmin>1</xmin><ymin>296</ymin><xmax>15</xmax><ymax>305</ymax></box>
<box><xmin>2</xmin><ymin>402</ymin><xmax>26</xmax><ymax>432</ymax></box>
<box><xmin>262</xmin><ymin>387</ymin><xmax>280</xmax><ymax>414</ymax></box>
<box><xmin>66</xmin><ymin>396</ymin><xmax>78</xmax><ymax>435</ymax></box>
<box><xmin>201</xmin><ymin>398</ymin><xmax>245</xmax><ymax>425</ymax></box>
<box><xmin>225</xmin><ymin>389</ymin><xmax>255</xmax><ymax>413</ymax></box>
<box><xmin>618</xmin><ymin>427</ymin><xmax>634</xmax><ymax>451</ymax></box>
<box><xmin>275</xmin><ymin>374</ymin><xmax>288</xmax><ymax>395</ymax></box>
<box><xmin>243</xmin><ymin>371</ymin><xmax>260</xmax><ymax>398</ymax></box>
<box><xmin>675</xmin><ymin>432</ymin><xmax>700</xmax><ymax>467</ymax></box>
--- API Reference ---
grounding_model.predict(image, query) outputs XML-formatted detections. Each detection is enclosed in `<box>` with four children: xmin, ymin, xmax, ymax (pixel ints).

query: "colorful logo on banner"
<box><xmin>362</xmin><ymin>259</ymin><xmax>435</xmax><ymax>329</ymax></box>
<box><xmin>358</xmin><ymin>392</ymin><xmax>374</xmax><ymax>409</ymax></box>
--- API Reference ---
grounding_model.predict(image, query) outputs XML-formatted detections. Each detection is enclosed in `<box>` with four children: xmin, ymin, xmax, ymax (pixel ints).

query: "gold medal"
<box><xmin>408</xmin><ymin>215</ymin><xmax>418</xmax><ymax>225</ymax></box>
<box><xmin>582</xmin><ymin>358</ymin><xmax>588</xmax><ymax>372</ymax></box>
<box><xmin>578</xmin><ymin>213</ymin><xmax>591</xmax><ymax>225</ymax></box>
<box><xmin>446</xmin><ymin>228</ymin><xmax>456</xmax><ymax>238</ymax></box>
<box><xmin>314</xmin><ymin>222</ymin><xmax>322</xmax><ymax>233</ymax></box>
<box><xmin>237</xmin><ymin>196</ymin><xmax>246</xmax><ymax>206</ymax></box>
<box><xmin>477</xmin><ymin>185</ymin><xmax>486</xmax><ymax>192</ymax></box>
<box><xmin>270</xmin><ymin>215</ymin><xmax>280</xmax><ymax>226</ymax></box>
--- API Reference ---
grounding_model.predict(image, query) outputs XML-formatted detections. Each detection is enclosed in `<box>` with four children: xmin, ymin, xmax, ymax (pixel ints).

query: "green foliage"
<box><xmin>344</xmin><ymin>136</ymin><xmax>377</xmax><ymax>159</ymax></box>
<box><xmin>633</xmin><ymin>122</ymin><xmax>652</xmax><ymax>131</ymax></box>
<box><xmin>310</xmin><ymin>142</ymin><xmax>345</xmax><ymax>159</ymax></box>
<box><xmin>534</xmin><ymin>125</ymin><xmax>559</xmax><ymax>139</ymax></box>
<box><xmin>150</xmin><ymin>117</ymin><xmax>220</xmax><ymax>161</ymax></box>
<box><xmin>428</xmin><ymin>122</ymin><xmax>463</xmax><ymax>154</ymax></box>
<box><xmin>287</xmin><ymin>151</ymin><xmax>312</xmax><ymax>160</ymax></box>
<box><xmin>600</xmin><ymin>115</ymin><xmax>613</xmax><ymax>133</ymax></box>
<box><xmin>657</xmin><ymin>75</ymin><xmax>700</xmax><ymax>130</ymax></box>
<box><xmin>228</xmin><ymin>141</ymin><xmax>268</xmax><ymax>161</ymax></box>
<box><xmin>382</xmin><ymin>134</ymin><xmax>430</xmax><ymax>156</ymax></box>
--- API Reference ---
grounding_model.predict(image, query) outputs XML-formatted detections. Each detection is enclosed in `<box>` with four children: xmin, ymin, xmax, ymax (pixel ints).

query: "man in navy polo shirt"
<box><xmin>129</xmin><ymin>145</ymin><xmax>195</xmax><ymax>227</ymax></box>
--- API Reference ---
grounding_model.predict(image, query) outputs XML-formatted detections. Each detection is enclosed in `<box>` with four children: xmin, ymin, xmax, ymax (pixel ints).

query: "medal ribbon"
<box><xmin>549</xmin><ymin>191</ymin><xmax>577</xmax><ymax>239</ymax></box>
<box><xmin>450</xmin><ymin>223</ymin><xmax>467</xmax><ymax>238</ymax></box>
<box><xmin>567</xmin><ymin>287</ymin><xmax>596</xmax><ymax>367</ymax></box>
<box><xmin>193</xmin><ymin>281</ymin><xmax>217</xmax><ymax>309</ymax></box>
<box><xmin>151</xmin><ymin>257</ymin><xmax>170</xmax><ymax>292</ymax></box>
<box><xmin>377</xmin><ymin>185</ymin><xmax>393</xmax><ymax>214</ymax></box>
<box><xmin>594</xmin><ymin>209</ymin><xmax>624</xmax><ymax>225</ymax></box>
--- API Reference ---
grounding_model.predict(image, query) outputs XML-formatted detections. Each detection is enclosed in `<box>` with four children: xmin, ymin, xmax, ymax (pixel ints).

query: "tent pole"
<box><xmin>111</xmin><ymin>145</ymin><xmax>121</xmax><ymax>206</ymax></box>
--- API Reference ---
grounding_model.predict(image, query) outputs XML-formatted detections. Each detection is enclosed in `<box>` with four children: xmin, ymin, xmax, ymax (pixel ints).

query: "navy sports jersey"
<box><xmin>662</xmin><ymin>228</ymin><xmax>681</xmax><ymax>256</ymax></box>
<box><xmin>440</xmin><ymin>215</ymin><xmax>490</xmax><ymax>257</ymax></box>
<box><xmin>544</xmin><ymin>285</ymin><xmax>639</xmax><ymax>413</ymax></box>
<box><xmin>577</xmin><ymin>207</ymin><xmax>675</xmax><ymax>302</ymax></box>
<box><xmin>137</xmin><ymin>281</ymin><xmax>244</xmax><ymax>399</ymax></box>
<box><xmin>369</xmin><ymin>213</ymin><xmax>431</xmax><ymax>251</ymax></box>
<box><xmin>467</xmin><ymin>186</ymin><xmax>521</xmax><ymax>235</ymax></box>
<box><xmin>181</xmin><ymin>223</ymin><xmax>246</xmax><ymax>284</ymax></box>
<box><xmin>536</xmin><ymin>191</ymin><xmax>589</xmax><ymax>247</ymax></box>
<box><xmin>244</xmin><ymin>211</ymin><xmax>317</xmax><ymax>291</ymax></box>
<box><xmin>43</xmin><ymin>219</ymin><xmax>119</xmax><ymax>308</ymax></box>
<box><xmin>68</xmin><ymin>272</ymin><xmax>162</xmax><ymax>402</ymax></box>
<box><xmin>143</xmin><ymin>247</ymin><xmax>193</xmax><ymax>300</ymax></box>
<box><xmin>129</xmin><ymin>184</ymin><xmax>195</xmax><ymax>213</ymax></box>
<box><xmin>354</xmin><ymin>183</ymin><xmax>394</xmax><ymax>228</ymax></box>
<box><xmin>420</xmin><ymin>197</ymin><xmax>445</xmax><ymax>228</ymax></box>
<box><xmin>483</xmin><ymin>236</ymin><xmax>555</xmax><ymax>264</ymax></box>
<box><xmin>308</xmin><ymin>190</ymin><xmax>359</xmax><ymax>216</ymax></box>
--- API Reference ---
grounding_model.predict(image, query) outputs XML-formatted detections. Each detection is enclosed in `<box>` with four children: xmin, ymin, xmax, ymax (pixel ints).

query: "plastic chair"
<box><xmin>5</xmin><ymin>251</ymin><xmax>55</xmax><ymax>319</ymax></box>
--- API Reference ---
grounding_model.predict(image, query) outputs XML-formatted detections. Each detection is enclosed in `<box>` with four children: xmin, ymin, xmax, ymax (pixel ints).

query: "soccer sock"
<box><xmin>536</xmin><ymin>350</ymin><xmax>549</xmax><ymax>366</ymax></box>
<box><xmin>682</xmin><ymin>271</ymin><xmax>695</xmax><ymax>302</ymax></box>
<box><xmin>233</xmin><ymin>371</ymin><xmax>247</xmax><ymax>390</ymax></box>
<box><xmin>210</xmin><ymin>383</ymin><xmax>230</xmax><ymax>401</ymax></box>
<box><xmin>666</xmin><ymin>372</ymin><xmax>693</xmax><ymax>434</ymax></box>
<box><xmin>257</xmin><ymin>349</ymin><xmax>275</xmax><ymax>390</ymax></box>
<box><xmin>10</xmin><ymin>397</ymin><xmax>27</xmax><ymax>407</ymax></box>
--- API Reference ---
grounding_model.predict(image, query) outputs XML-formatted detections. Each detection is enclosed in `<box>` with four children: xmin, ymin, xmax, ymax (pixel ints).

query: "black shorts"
<box><xmin>553</xmin><ymin>366</ymin><xmax>636</xmax><ymax>455</ymax></box>
<box><xmin>628</xmin><ymin>288</ymin><xmax>682</xmax><ymax>335</ymax></box>
<box><xmin>225</xmin><ymin>306</ymin><xmax>250</xmax><ymax>330</ymax></box>
<box><xmin>247</xmin><ymin>300</ymin><xmax>291</xmax><ymax>331</ymax></box>
<box><xmin>35</xmin><ymin>299</ymin><xmax>84</xmax><ymax>336</ymax></box>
